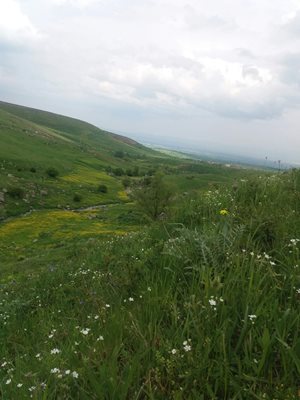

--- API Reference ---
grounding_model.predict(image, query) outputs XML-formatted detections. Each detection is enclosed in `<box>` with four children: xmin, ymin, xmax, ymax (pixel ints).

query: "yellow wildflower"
<box><xmin>219</xmin><ymin>209</ymin><xmax>229</xmax><ymax>216</ymax></box>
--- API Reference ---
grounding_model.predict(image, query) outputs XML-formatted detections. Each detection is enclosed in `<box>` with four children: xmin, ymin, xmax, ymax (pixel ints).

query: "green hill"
<box><xmin>0</xmin><ymin>101</ymin><xmax>258</xmax><ymax>220</ymax></box>
<box><xmin>0</xmin><ymin>101</ymin><xmax>299</xmax><ymax>399</ymax></box>
<box><xmin>0</xmin><ymin>101</ymin><xmax>163</xmax><ymax>219</ymax></box>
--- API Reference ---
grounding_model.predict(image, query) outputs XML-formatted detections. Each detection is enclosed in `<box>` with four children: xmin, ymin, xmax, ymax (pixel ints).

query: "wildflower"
<box><xmin>17</xmin><ymin>383</ymin><xmax>23</xmax><ymax>388</ymax></box>
<box><xmin>50</xmin><ymin>368</ymin><xmax>60</xmax><ymax>374</ymax></box>
<box><xmin>97</xmin><ymin>335</ymin><xmax>104</xmax><ymax>341</ymax></box>
<box><xmin>171</xmin><ymin>349</ymin><xmax>177</xmax><ymax>355</ymax></box>
<box><xmin>65</xmin><ymin>370</ymin><xmax>71</xmax><ymax>375</ymax></box>
<box><xmin>72</xmin><ymin>371</ymin><xmax>79</xmax><ymax>378</ymax></box>
<box><xmin>219</xmin><ymin>209</ymin><xmax>229</xmax><ymax>216</ymax></box>
<box><xmin>209</xmin><ymin>299</ymin><xmax>217</xmax><ymax>306</ymax></box>
<box><xmin>5</xmin><ymin>379</ymin><xmax>11</xmax><ymax>385</ymax></box>
<box><xmin>183</xmin><ymin>344</ymin><xmax>191</xmax><ymax>352</ymax></box>
<box><xmin>50</xmin><ymin>348</ymin><xmax>61</xmax><ymax>354</ymax></box>
<box><xmin>80</xmin><ymin>328</ymin><xmax>90</xmax><ymax>335</ymax></box>
<box><xmin>248</xmin><ymin>314</ymin><xmax>257</xmax><ymax>324</ymax></box>
<box><xmin>129</xmin><ymin>297</ymin><xmax>134</xmax><ymax>302</ymax></box>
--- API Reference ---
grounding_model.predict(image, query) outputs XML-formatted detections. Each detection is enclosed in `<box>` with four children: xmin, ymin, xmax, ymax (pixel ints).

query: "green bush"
<box><xmin>114</xmin><ymin>150</ymin><xmax>125</xmax><ymax>158</ymax></box>
<box><xmin>7</xmin><ymin>186</ymin><xmax>24</xmax><ymax>199</ymax></box>
<box><xmin>113</xmin><ymin>168</ymin><xmax>124</xmax><ymax>176</ymax></box>
<box><xmin>46</xmin><ymin>168</ymin><xmax>59</xmax><ymax>178</ymax></box>
<box><xmin>122</xmin><ymin>178</ymin><xmax>131</xmax><ymax>188</ymax></box>
<box><xmin>73</xmin><ymin>193</ymin><xmax>82</xmax><ymax>202</ymax></box>
<box><xmin>98</xmin><ymin>184</ymin><xmax>108</xmax><ymax>193</ymax></box>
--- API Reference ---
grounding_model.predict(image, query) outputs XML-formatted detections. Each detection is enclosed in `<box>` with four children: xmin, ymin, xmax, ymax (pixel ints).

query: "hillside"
<box><xmin>1</xmin><ymin>102</ymin><xmax>298</xmax><ymax>399</ymax></box>
<box><xmin>0</xmin><ymin>101</ymin><xmax>258</xmax><ymax>220</ymax></box>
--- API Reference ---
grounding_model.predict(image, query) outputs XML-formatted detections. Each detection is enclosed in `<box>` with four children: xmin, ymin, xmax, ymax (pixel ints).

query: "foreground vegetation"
<box><xmin>0</xmin><ymin>168</ymin><xmax>299</xmax><ymax>399</ymax></box>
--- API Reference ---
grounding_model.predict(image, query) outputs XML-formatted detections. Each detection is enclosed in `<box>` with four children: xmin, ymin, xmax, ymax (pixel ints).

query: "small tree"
<box><xmin>132</xmin><ymin>172</ymin><xmax>172</xmax><ymax>220</ymax></box>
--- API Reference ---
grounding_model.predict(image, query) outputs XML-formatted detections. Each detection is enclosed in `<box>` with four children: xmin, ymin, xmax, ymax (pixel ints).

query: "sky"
<box><xmin>1</xmin><ymin>0</ymin><xmax>300</xmax><ymax>163</ymax></box>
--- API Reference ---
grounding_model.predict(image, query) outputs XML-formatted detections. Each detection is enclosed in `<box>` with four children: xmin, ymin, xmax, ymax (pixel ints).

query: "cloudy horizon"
<box><xmin>1</xmin><ymin>0</ymin><xmax>300</xmax><ymax>163</ymax></box>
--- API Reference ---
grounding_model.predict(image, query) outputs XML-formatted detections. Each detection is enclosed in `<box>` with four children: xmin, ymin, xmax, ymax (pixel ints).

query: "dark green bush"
<box><xmin>113</xmin><ymin>168</ymin><xmax>124</xmax><ymax>176</ymax></box>
<box><xmin>7</xmin><ymin>186</ymin><xmax>24</xmax><ymax>199</ymax></box>
<box><xmin>98</xmin><ymin>184</ymin><xmax>108</xmax><ymax>193</ymax></box>
<box><xmin>46</xmin><ymin>168</ymin><xmax>59</xmax><ymax>178</ymax></box>
<box><xmin>73</xmin><ymin>193</ymin><xmax>82</xmax><ymax>202</ymax></box>
<box><xmin>114</xmin><ymin>150</ymin><xmax>125</xmax><ymax>158</ymax></box>
<box><xmin>122</xmin><ymin>178</ymin><xmax>131</xmax><ymax>188</ymax></box>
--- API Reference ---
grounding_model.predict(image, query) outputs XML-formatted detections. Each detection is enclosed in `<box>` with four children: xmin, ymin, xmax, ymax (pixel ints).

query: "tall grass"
<box><xmin>0</xmin><ymin>171</ymin><xmax>299</xmax><ymax>399</ymax></box>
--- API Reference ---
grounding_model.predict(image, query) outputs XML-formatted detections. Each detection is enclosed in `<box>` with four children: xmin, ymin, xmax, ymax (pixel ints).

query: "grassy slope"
<box><xmin>0</xmin><ymin>102</ymin><xmax>299</xmax><ymax>398</ymax></box>
<box><xmin>0</xmin><ymin>102</ymin><xmax>159</xmax><ymax>219</ymax></box>
<box><xmin>0</xmin><ymin>171</ymin><xmax>299</xmax><ymax>399</ymax></box>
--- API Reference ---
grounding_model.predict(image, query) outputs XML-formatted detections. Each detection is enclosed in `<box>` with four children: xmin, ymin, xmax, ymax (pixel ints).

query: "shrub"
<box><xmin>46</xmin><ymin>168</ymin><xmax>59</xmax><ymax>178</ymax></box>
<box><xmin>122</xmin><ymin>178</ymin><xmax>131</xmax><ymax>188</ymax></box>
<box><xmin>7</xmin><ymin>186</ymin><xmax>24</xmax><ymax>199</ymax></box>
<box><xmin>98</xmin><ymin>184</ymin><xmax>108</xmax><ymax>193</ymax></box>
<box><xmin>114</xmin><ymin>150</ymin><xmax>125</xmax><ymax>158</ymax></box>
<box><xmin>113</xmin><ymin>168</ymin><xmax>124</xmax><ymax>176</ymax></box>
<box><xmin>73</xmin><ymin>193</ymin><xmax>82</xmax><ymax>202</ymax></box>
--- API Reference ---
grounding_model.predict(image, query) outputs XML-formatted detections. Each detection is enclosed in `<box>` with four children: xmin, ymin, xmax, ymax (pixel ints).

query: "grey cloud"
<box><xmin>1</xmin><ymin>0</ymin><xmax>300</xmax><ymax>162</ymax></box>
<box><xmin>183</xmin><ymin>5</ymin><xmax>237</xmax><ymax>32</ymax></box>
<box><xmin>282</xmin><ymin>11</ymin><xmax>300</xmax><ymax>36</ymax></box>
<box><xmin>234</xmin><ymin>48</ymin><xmax>256</xmax><ymax>60</ymax></box>
<box><xmin>278</xmin><ymin>53</ymin><xmax>300</xmax><ymax>86</ymax></box>
<box><xmin>242</xmin><ymin>65</ymin><xmax>263</xmax><ymax>82</ymax></box>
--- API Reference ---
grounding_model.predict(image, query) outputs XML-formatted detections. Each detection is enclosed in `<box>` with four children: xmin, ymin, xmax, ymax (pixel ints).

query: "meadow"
<box><xmin>0</xmin><ymin>170</ymin><xmax>299</xmax><ymax>399</ymax></box>
<box><xmin>0</xmin><ymin>102</ymin><xmax>299</xmax><ymax>399</ymax></box>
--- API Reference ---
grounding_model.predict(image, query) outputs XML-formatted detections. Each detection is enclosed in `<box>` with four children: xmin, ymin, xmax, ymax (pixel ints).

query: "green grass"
<box><xmin>1</xmin><ymin>102</ymin><xmax>299</xmax><ymax>399</ymax></box>
<box><xmin>0</xmin><ymin>170</ymin><xmax>299</xmax><ymax>399</ymax></box>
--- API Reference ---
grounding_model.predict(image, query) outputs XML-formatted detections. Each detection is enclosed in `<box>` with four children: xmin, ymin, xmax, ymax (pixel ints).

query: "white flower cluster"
<box><xmin>248</xmin><ymin>314</ymin><xmax>257</xmax><ymax>324</ymax></box>
<box><xmin>208</xmin><ymin>296</ymin><xmax>224</xmax><ymax>311</ymax></box>
<box><xmin>50</xmin><ymin>368</ymin><xmax>79</xmax><ymax>379</ymax></box>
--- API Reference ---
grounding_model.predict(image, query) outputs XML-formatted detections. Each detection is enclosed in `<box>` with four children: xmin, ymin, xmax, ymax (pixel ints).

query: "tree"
<box><xmin>132</xmin><ymin>172</ymin><xmax>172</xmax><ymax>220</ymax></box>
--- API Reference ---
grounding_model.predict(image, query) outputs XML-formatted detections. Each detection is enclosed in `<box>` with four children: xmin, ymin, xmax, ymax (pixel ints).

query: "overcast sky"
<box><xmin>1</xmin><ymin>0</ymin><xmax>300</xmax><ymax>163</ymax></box>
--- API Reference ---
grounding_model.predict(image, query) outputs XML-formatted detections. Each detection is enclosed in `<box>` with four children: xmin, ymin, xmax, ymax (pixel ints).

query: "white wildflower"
<box><xmin>50</xmin><ymin>348</ymin><xmax>61</xmax><ymax>354</ymax></box>
<box><xmin>80</xmin><ymin>328</ymin><xmax>90</xmax><ymax>335</ymax></box>
<box><xmin>72</xmin><ymin>371</ymin><xmax>79</xmax><ymax>378</ymax></box>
